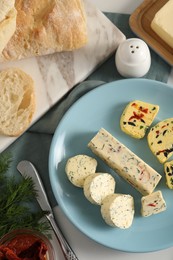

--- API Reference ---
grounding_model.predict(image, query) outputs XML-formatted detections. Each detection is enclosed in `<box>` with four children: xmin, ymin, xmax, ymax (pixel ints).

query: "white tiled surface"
<box><xmin>52</xmin><ymin>1</ymin><xmax>173</xmax><ymax>259</ymax></box>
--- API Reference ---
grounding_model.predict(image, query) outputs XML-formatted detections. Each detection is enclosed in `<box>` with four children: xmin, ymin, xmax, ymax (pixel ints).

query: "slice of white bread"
<box><xmin>0</xmin><ymin>68</ymin><xmax>36</xmax><ymax>137</ymax></box>
<box><xmin>0</xmin><ymin>8</ymin><xmax>17</xmax><ymax>54</ymax></box>
<box><xmin>0</xmin><ymin>0</ymin><xmax>15</xmax><ymax>22</ymax></box>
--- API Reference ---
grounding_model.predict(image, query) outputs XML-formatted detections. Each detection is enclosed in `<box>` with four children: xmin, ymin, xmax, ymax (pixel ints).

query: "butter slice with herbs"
<box><xmin>83</xmin><ymin>173</ymin><xmax>116</xmax><ymax>205</ymax></box>
<box><xmin>147</xmin><ymin>118</ymin><xmax>173</xmax><ymax>163</ymax></box>
<box><xmin>88</xmin><ymin>128</ymin><xmax>162</xmax><ymax>195</ymax></box>
<box><xmin>164</xmin><ymin>160</ymin><xmax>173</xmax><ymax>189</ymax></box>
<box><xmin>141</xmin><ymin>190</ymin><xmax>166</xmax><ymax>217</ymax></box>
<box><xmin>101</xmin><ymin>193</ymin><xmax>134</xmax><ymax>228</ymax></box>
<box><xmin>120</xmin><ymin>100</ymin><xmax>159</xmax><ymax>139</ymax></box>
<box><xmin>151</xmin><ymin>0</ymin><xmax>173</xmax><ymax>48</ymax></box>
<box><xmin>65</xmin><ymin>154</ymin><xmax>97</xmax><ymax>188</ymax></box>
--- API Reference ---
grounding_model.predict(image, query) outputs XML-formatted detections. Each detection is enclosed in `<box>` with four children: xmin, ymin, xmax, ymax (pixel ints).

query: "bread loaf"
<box><xmin>0</xmin><ymin>68</ymin><xmax>36</xmax><ymax>137</ymax></box>
<box><xmin>0</xmin><ymin>8</ymin><xmax>17</xmax><ymax>54</ymax></box>
<box><xmin>0</xmin><ymin>0</ymin><xmax>15</xmax><ymax>22</ymax></box>
<box><xmin>0</xmin><ymin>0</ymin><xmax>88</xmax><ymax>62</ymax></box>
<box><xmin>0</xmin><ymin>0</ymin><xmax>17</xmax><ymax>54</ymax></box>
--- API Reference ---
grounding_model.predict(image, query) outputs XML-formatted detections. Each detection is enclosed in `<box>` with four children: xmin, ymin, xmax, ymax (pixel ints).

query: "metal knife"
<box><xmin>17</xmin><ymin>160</ymin><xmax>78</xmax><ymax>260</ymax></box>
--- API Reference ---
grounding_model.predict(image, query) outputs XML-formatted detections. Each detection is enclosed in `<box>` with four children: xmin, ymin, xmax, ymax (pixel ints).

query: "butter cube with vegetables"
<box><xmin>147</xmin><ymin>118</ymin><xmax>173</xmax><ymax>163</ymax></box>
<box><xmin>141</xmin><ymin>190</ymin><xmax>166</xmax><ymax>217</ymax></box>
<box><xmin>120</xmin><ymin>100</ymin><xmax>159</xmax><ymax>139</ymax></box>
<box><xmin>164</xmin><ymin>160</ymin><xmax>173</xmax><ymax>189</ymax></box>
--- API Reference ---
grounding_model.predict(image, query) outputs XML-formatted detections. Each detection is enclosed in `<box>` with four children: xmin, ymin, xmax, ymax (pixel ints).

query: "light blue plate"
<box><xmin>49</xmin><ymin>79</ymin><xmax>173</xmax><ymax>253</ymax></box>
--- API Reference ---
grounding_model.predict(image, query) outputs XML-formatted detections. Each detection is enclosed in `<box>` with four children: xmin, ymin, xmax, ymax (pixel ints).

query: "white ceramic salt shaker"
<box><xmin>115</xmin><ymin>38</ymin><xmax>151</xmax><ymax>78</ymax></box>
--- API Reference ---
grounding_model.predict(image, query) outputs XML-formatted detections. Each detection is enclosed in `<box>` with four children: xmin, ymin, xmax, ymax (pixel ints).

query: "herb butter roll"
<box><xmin>65</xmin><ymin>154</ymin><xmax>97</xmax><ymax>188</ymax></box>
<box><xmin>83</xmin><ymin>173</ymin><xmax>116</xmax><ymax>205</ymax></box>
<box><xmin>101</xmin><ymin>193</ymin><xmax>135</xmax><ymax>228</ymax></box>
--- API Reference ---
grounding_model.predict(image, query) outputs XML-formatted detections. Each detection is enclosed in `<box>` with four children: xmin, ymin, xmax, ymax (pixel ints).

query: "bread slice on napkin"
<box><xmin>0</xmin><ymin>0</ymin><xmax>88</xmax><ymax>62</ymax></box>
<box><xmin>0</xmin><ymin>68</ymin><xmax>36</xmax><ymax>137</ymax></box>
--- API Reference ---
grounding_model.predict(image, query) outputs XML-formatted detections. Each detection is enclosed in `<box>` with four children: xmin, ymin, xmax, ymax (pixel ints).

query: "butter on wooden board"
<box><xmin>151</xmin><ymin>0</ymin><xmax>173</xmax><ymax>48</ymax></box>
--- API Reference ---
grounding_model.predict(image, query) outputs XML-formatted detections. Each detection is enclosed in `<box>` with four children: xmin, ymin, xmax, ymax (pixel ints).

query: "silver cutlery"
<box><xmin>17</xmin><ymin>160</ymin><xmax>78</xmax><ymax>260</ymax></box>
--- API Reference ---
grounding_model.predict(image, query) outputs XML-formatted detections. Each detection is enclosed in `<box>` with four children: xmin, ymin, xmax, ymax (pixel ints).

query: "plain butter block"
<box><xmin>151</xmin><ymin>0</ymin><xmax>173</xmax><ymax>48</ymax></box>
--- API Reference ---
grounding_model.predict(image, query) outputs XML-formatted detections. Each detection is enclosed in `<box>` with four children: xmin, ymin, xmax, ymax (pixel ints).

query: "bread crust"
<box><xmin>0</xmin><ymin>0</ymin><xmax>15</xmax><ymax>22</ymax></box>
<box><xmin>0</xmin><ymin>0</ymin><xmax>88</xmax><ymax>62</ymax></box>
<box><xmin>0</xmin><ymin>8</ymin><xmax>17</xmax><ymax>54</ymax></box>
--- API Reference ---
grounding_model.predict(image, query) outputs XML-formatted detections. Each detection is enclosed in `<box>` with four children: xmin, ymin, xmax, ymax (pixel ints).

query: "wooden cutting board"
<box><xmin>129</xmin><ymin>0</ymin><xmax>173</xmax><ymax>65</ymax></box>
<box><xmin>0</xmin><ymin>0</ymin><xmax>125</xmax><ymax>152</ymax></box>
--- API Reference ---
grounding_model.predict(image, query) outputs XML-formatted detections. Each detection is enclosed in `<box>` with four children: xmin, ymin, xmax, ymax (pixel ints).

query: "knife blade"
<box><xmin>17</xmin><ymin>160</ymin><xmax>78</xmax><ymax>260</ymax></box>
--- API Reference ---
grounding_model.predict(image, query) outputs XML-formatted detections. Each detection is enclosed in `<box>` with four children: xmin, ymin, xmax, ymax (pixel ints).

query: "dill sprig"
<box><xmin>0</xmin><ymin>153</ymin><xmax>11</xmax><ymax>181</ymax></box>
<box><xmin>0</xmin><ymin>153</ymin><xmax>51</xmax><ymax>238</ymax></box>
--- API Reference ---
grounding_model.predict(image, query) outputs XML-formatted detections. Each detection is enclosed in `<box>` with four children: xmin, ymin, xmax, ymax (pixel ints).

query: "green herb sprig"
<box><xmin>0</xmin><ymin>153</ymin><xmax>50</xmax><ymax>237</ymax></box>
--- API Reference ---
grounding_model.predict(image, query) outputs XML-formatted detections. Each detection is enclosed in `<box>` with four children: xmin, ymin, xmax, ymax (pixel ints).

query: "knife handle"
<box><xmin>46</xmin><ymin>212</ymin><xmax>79</xmax><ymax>260</ymax></box>
<box><xmin>17</xmin><ymin>160</ymin><xmax>78</xmax><ymax>260</ymax></box>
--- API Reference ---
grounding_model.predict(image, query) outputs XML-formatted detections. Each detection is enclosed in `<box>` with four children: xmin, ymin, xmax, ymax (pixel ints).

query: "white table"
<box><xmin>53</xmin><ymin>1</ymin><xmax>173</xmax><ymax>259</ymax></box>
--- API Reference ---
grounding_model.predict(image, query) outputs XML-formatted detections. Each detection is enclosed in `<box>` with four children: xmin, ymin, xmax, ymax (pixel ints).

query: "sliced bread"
<box><xmin>0</xmin><ymin>68</ymin><xmax>36</xmax><ymax>137</ymax></box>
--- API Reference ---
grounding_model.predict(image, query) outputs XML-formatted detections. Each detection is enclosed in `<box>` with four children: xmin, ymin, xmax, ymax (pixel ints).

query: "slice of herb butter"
<box><xmin>88</xmin><ymin>128</ymin><xmax>162</xmax><ymax>195</ymax></box>
<box><xmin>164</xmin><ymin>160</ymin><xmax>173</xmax><ymax>189</ymax></box>
<box><xmin>141</xmin><ymin>190</ymin><xmax>166</xmax><ymax>217</ymax></box>
<box><xmin>101</xmin><ymin>193</ymin><xmax>134</xmax><ymax>228</ymax></box>
<box><xmin>120</xmin><ymin>100</ymin><xmax>159</xmax><ymax>139</ymax></box>
<box><xmin>65</xmin><ymin>154</ymin><xmax>97</xmax><ymax>187</ymax></box>
<box><xmin>147</xmin><ymin>118</ymin><xmax>173</xmax><ymax>163</ymax></box>
<box><xmin>83</xmin><ymin>173</ymin><xmax>116</xmax><ymax>205</ymax></box>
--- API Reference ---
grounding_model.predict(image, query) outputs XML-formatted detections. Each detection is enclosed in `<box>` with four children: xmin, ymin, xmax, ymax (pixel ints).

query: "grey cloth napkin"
<box><xmin>3</xmin><ymin>13</ymin><xmax>172</xmax><ymax>209</ymax></box>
